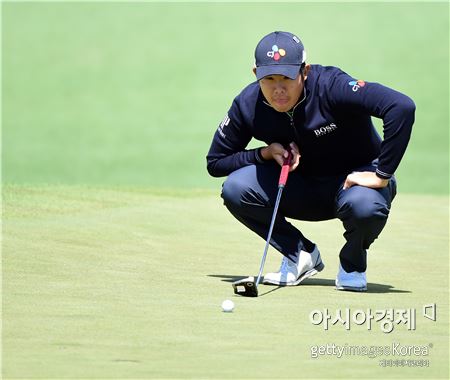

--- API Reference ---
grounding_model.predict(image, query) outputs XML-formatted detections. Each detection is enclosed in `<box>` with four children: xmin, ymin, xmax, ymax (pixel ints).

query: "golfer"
<box><xmin>206</xmin><ymin>31</ymin><xmax>415</xmax><ymax>291</ymax></box>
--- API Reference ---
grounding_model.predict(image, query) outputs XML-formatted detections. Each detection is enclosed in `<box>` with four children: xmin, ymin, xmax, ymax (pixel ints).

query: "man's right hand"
<box><xmin>261</xmin><ymin>142</ymin><xmax>300</xmax><ymax>172</ymax></box>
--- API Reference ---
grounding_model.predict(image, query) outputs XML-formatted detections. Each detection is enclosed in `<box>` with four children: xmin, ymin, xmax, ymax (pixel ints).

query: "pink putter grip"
<box><xmin>278</xmin><ymin>151</ymin><xmax>293</xmax><ymax>187</ymax></box>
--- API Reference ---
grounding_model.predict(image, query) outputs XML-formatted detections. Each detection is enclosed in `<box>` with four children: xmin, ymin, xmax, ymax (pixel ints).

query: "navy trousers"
<box><xmin>221</xmin><ymin>162</ymin><xmax>396</xmax><ymax>273</ymax></box>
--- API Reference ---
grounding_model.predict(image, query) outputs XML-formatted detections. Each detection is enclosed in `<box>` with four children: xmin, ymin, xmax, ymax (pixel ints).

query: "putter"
<box><xmin>232</xmin><ymin>151</ymin><xmax>293</xmax><ymax>297</ymax></box>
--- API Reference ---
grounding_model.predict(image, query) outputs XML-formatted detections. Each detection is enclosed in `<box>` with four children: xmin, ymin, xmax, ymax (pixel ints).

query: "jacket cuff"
<box><xmin>375</xmin><ymin>168</ymin><xmax>392</xmax><ymax>180</ymax></box>
<box><xmin>255</xmin><ymin>147</ymin><xmax>268</xmax><ymax>163</ymax></box>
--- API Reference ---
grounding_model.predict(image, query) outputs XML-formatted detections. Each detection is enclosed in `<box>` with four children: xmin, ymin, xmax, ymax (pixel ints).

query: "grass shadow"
<box><xmin>365</xmin><ymin>282</ymin><xmax>411</xmax><ymax>294</ymax></box>
<box><xmin>208</xmin><ymin>275</ymin><xmax>411</xmax><ymax>294</ymax></box>
<box><xmin>208</xmin><ymin>274</ymin><xmax>245</xmax><ymax>283</ymax></box>
<box><xmin>296</xmin><ymin>278</ymin><xmax>411</xmax><ymax>293</ymax></box>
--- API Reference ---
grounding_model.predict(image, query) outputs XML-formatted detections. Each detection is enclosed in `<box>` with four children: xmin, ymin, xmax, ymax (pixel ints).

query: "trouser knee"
<box><xmin>351</xmin><ymin>200</ymin><xmax>389</xmax><ymax>223</ymax></box>
<box><xmin>221</xmin><ymin>168</ymin><xmax>268</xmax><ymax>210</ymax></box>
<box><xmin>221</xmin><ymin>176</ymin><xmax>243</xmax><ymax>209</ymax></box>
<box><xmin>337</xmin><ymin>191</ymin><xmax>390</xmax><ymax>227</ymax></box>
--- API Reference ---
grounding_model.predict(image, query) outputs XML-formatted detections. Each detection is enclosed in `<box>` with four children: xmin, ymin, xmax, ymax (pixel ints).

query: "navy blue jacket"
<box><xmin>206</xmin><ymin>64</ymin><xmax>415</xmax><ymax>179</ymax></box>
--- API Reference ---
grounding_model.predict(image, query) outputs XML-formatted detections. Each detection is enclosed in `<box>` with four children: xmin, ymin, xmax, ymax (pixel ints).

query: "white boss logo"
<box><xmin>313</xmin><ymin>123</ymin><xmax>338</xmax><ymax>137</ymax></box>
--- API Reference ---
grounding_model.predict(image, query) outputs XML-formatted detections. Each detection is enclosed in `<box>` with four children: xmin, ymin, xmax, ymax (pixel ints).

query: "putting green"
<box><xmin>2</xmin><ymin>186</ymin><xmax>448</xmax><ymax>378</ymax></box>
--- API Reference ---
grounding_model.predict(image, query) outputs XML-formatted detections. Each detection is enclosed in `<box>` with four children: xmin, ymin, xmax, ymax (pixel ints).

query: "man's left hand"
<box><xmin>343</xmin><ymin>171</ymin><xmax>389</xmax><ymax>190</ymax></box>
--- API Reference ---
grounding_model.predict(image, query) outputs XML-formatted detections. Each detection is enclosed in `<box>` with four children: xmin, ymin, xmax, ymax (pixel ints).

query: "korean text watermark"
<box><xmin>309</xmin><ymin>303</ymin><xmax>436</xmax><ymax>333</ymax></box>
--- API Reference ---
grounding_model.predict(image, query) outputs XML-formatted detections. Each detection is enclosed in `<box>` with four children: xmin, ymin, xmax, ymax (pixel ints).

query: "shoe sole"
<box><xmin>263</xmin><ymin>261</ymin><xmax>325</xmax><ymax>286</ymax></box>
<box><xmin>336</xmin><ymin>285</ymin><xmax>367</xmax><ymax>292</ymax></box>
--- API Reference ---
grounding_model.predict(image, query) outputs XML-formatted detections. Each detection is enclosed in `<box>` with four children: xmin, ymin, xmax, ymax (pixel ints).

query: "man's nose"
<box><xmin>273</xmin><ymin>82</ymin><xmax>285</xmax><ymax>93</ymax></box>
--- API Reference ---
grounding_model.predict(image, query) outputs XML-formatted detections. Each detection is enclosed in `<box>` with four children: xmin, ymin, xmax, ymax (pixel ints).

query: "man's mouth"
<box><xmin>273</xmin><ymin>98</ymin><xmax>289</xmax><ymax>105</ymax></box>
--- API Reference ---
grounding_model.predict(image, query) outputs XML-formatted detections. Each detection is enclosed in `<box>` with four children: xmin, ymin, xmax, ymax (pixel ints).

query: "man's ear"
<box><xmin>252</xmin><ymin>66</ymin><xmax>257</xmax><ymax>76</ymax></box>
<box><xmin>303</xmin><ymin>64</ymin><xmax>311</xmax><ymax>79</ymax></box>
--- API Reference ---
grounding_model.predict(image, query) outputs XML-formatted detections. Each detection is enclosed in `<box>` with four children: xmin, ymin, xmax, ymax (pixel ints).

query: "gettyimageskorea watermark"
<box><xmin>309</xmin><ymin>303</ymin><xmax>437</xmax><ymax>333</ymax></box>
<box><xmin>310</xmin><ymin>342</ymin><xmax>433</xmax><ymax>359</ymax></box>
<box><xmin>310</xmin><ymin>342</ymin><xmax>433</xmax><ymax>367</ymax></box>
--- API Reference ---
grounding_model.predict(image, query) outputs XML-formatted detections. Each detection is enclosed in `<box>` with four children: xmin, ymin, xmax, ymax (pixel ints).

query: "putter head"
<box><xmin>232</xmin><ymin>276</ymin><xmax>258</xmax><ymax>297</ymax></box>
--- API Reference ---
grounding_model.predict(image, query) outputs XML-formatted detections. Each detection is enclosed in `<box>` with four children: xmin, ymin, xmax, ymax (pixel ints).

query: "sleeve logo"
<box><xmin>349</xmin><ymin>80</ymin><xmax>366</xmax><ymax>92</ymax></box>
<box><xmin>218</xmin><ymin>114</ymin><xmax>230</xmax><ymax>138</ymax></box>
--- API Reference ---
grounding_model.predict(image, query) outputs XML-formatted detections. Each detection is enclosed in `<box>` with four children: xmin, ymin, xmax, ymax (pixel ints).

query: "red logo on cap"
<box><xmin>267</xmin><ymin>45</ymin><xmax>286</xmax><ymax>61</ymax></box>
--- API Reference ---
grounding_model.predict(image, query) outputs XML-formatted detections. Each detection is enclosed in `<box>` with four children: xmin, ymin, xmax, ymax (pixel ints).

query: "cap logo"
<box><xmin>266</xmin><ymin>45</ymin><xmax>286</xmax><ymax>61</ymax></box>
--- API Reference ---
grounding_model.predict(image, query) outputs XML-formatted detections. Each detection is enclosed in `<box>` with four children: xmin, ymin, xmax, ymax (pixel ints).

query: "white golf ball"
<box><xmin>221</xmin><ymin>299</ymin><xmax>235</xmax><ymax>312</ymax></box>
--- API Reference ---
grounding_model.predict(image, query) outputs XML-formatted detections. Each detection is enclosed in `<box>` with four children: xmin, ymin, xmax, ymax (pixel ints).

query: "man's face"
<box><xmin>258</xmin><ymin>69</ymin><xmax>308</xmax><ymax>112</ymax></box>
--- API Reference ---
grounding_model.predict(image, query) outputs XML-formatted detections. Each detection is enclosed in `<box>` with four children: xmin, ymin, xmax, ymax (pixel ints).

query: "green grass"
<box><xmin>2</xmin><ymin>2</ymin><xmax>449</xmax><ymax>379</ymax></box>
<box><xmin>2</xmin><ymin>2</ymin><xmax>449</xmax><ymax>193</ymax></box>
<box><xmin>2</xmin><ymin>185</ymin><xmax>449</xmax><ymax>379</ymax></box>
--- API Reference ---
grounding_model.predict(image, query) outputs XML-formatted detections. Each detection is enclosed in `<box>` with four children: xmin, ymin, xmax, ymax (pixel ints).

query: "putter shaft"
<box><xmin>233</xmin><ymin>152</ymin><xmax>292</xmax><ymax>297</ymax></box>
<box><xmin>255</xmin><ymin>184</ymin><xmax>285</xmax><ymax>287</ymax></box>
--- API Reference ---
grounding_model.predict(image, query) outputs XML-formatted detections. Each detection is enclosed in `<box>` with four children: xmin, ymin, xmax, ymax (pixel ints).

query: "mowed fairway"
<box><xmin>3</xmin><ymin>186</ymin><xmax>448</xmax><ymax>379</ymax></box>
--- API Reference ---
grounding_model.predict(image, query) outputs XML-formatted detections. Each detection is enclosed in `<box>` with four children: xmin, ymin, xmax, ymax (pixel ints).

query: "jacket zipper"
<box><xmin>288</xmin><ymin>112</ymin><xmax>300</xmax><ymax>144</ymax></box>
